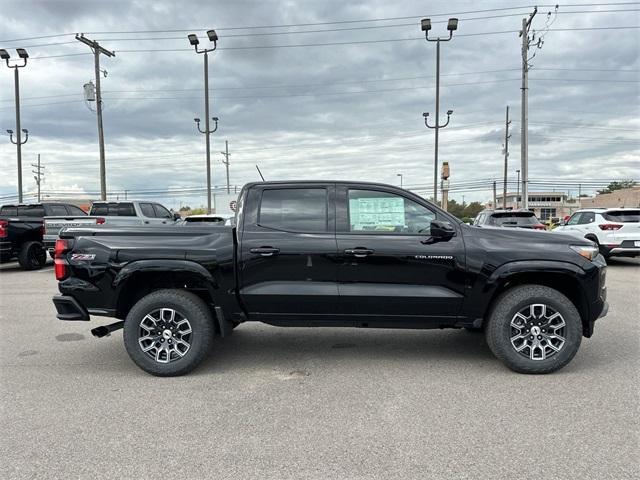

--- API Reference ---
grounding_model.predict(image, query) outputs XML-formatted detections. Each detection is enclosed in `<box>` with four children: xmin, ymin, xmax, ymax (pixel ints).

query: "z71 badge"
<box><xmin>71</xmin><ymin>253</ymin><xmax>96</xmax><ymax>261</ymax></box>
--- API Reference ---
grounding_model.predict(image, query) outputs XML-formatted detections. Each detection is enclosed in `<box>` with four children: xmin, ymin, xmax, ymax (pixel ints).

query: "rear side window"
<box><xmin>19</xmin><ymin>205</ymin><xmax>45</xmax><ymax>217</ymax></box>
<box><xmin>579</xmin><ymin>212</ymin><xmax>595</xmax><ymax>224</ymax></box>
<box><xmin>259</xmin><ymin>188</ymin><xmax>327</xmax><ymax>232</ymax></box>
<box><xmin>140</xmin><ymin>203</ymin><xmax>156</xmax><ymax>217</ymax></box>
<box><xmin>48</xmin><ymin>205</ymin><xmax>68</xmax><ymax>216</ymax></box>
<box><xmin>603</xmin><ymin>210</ymin><xmax>640</xmax><ymax>223</ymax></box>
<box><xmin>0</xmin><ymin>206</ymin><xmax>18</xmax><ymax>216</ymax></box>
<box><xmin>117</xmin><ymin>203</ymin><xmax>136</xmax><ymax>217</ymax></box>
<box><xmin>91</xmin><ymin>204</ymin><xmax>108</xmax><ymax>215</ymax></box>
<box><xmin>490</xmin><ymin>212</ymin><xmax>538</xmax><ymax>226</ymax></box>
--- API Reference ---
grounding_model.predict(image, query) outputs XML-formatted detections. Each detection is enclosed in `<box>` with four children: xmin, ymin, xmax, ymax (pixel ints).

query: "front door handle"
<box><xmin>250</xmin><ymin>247</ymin><xmax>280</xmax><ymax>257</ymax></box>
<box><xmin>344</xmin><ymin>248</ymin><xmax>374</xmax><ymax>258</ymax></box>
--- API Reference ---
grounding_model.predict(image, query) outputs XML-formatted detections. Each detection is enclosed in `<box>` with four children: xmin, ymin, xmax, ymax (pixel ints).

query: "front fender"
<box><xmin>484</xmin><ymin>260</ymin><xmax>587</xmax><ymax>290</ymax></box>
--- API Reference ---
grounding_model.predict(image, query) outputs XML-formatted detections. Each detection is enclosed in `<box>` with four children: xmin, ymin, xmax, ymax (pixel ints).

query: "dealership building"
<box><xmin>486</xmin><ymin>192</ymin><xmax>581</xmax><ymax>220</ymax></box>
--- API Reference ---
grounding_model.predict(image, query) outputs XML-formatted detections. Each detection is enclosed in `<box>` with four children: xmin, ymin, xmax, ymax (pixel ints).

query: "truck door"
<box><xmin>238</xmin><ymin>184</ymin><xmax>339</xmax><ymax>321</ymax></box>
<box><xmin>335</xmin><ymin>185</ymin><xmax>466</xmax><ymax>325</ymax></box>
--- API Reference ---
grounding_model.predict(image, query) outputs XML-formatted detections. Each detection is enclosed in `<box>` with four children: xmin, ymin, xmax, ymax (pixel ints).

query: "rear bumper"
<box><xmin>0</xmin><ymin>240</ymin><xmax>12</xmax><ymax>255</ymax></box>
<box><xmin>52</xmin><ymin>294</ymin><xmax>90</xmax><ymax>321</ymax></box>
<box><xmin>601</xmin><ymin>240</ymin><xmax>640</xmax><ymax>257</ymax></box>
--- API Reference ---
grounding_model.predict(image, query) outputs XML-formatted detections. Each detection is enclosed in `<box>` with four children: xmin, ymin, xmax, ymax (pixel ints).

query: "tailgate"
<box><xmin>44</xmin><ymin>216</ymin><xmax>100</xmax><ymax>236</ymax></box>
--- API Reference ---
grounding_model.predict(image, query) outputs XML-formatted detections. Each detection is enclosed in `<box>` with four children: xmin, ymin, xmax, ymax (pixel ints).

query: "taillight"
<box><xmin>96</xmin><ymin>217</ymin><xmax>106</xmax><ymax>225</ymax></box>
<box><xmin>54</xmin><ymin>239</ymin><xmax>71</xmax><ymax>280</ymax></box>
<box><xmin>599</xmin><ymin>224</ymin><xmax>623</xmax><ymax>231</ymax></box>
<box><xmin>533</xmin><ymin>224</ymin><xmax>546</xmax><ymax>230</ymax></box>
<box><xmin>0</xmin><ymin>220</ymin><xmax>7</xmax><ymax>239</ymax></box>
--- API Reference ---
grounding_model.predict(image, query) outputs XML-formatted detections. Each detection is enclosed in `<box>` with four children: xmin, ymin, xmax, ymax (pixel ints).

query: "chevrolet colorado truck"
<box><xmin>52</xmin><ymin>181</ymin><xmax>608</xmax><ymax>376</ymax></box>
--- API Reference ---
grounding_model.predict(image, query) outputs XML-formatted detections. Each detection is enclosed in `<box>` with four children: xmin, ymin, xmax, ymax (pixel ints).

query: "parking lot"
<box><xmin>0</xmin><ymin>258</ymin><xmax>638</xmax><ymax>480</ymax></box>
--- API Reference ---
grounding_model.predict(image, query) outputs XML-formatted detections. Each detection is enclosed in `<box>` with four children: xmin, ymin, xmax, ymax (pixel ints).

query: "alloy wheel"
<box><xmin>138</xmin><ymin>308</ymin><xmax>192</xmax><ymax>364</ymax></box>
<box><xmin>510</xmin><ymin>304</ymin><xmax>566</xmax><ymax>361</ymax></box>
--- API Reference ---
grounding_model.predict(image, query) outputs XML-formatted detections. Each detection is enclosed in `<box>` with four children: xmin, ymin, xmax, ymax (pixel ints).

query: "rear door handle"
<box><xmin>344</xmin><ymin>248</ymin><xmax>374</xmax><ymax>258</ymax></box>
<box><xmin>250</xmin><ymin>247</ymin><xmax>280</xmax><ymax>257</ymax></box>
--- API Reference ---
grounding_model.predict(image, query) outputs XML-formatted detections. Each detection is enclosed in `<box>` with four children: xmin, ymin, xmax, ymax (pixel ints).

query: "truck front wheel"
<box><xmin>485</xmin><ymin>285</ymin><xmax>582</xmax><ymax>374</ymax></box>
<box><xmin>123</xmin><ymin>289</ymin><xmax>214</xmax><ymax>376</ymax></box>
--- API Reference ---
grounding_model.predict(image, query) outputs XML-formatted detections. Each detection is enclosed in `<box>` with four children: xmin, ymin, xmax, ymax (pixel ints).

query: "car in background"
<box><xmin>473</xmin><ymin>209</ymin><xmax>547</xmax><ymax>230</ymax></box>
<box><xmin>0</xmin><ymin>202</ymin><xmax>87</xmax><ymax>270</ymax></box>
<box><xmin>178</xmin><ymin>213</ymin><xmax>234</xmax><ymax>226</ymax></box>
<box><xmin>43</xmin><ymin>201</ymin><xmax>180</xmax><ymax>254</ymax></box>
<box><xmin>553</xmin><ymin>208</ymin><xmax>640</xmax><ymax>259</ymax></box>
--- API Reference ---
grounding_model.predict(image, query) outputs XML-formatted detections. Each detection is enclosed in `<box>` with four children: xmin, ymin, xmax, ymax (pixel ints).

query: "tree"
<box><xmin>597</xmin><ymin>180</ymin><xmax>636</xmax><ymax>195</ymax></box>
<box><xmin>179</xmin><ymin>205</ymin><xmax>191</xmax><ymax>212</ymax></box>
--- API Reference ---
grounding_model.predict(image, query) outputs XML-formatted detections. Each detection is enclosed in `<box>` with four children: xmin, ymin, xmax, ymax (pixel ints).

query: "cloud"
<box><xmin>0</xmin><ymin>0</ymin><xmax>638</xmax><ymax>208</ymax></box>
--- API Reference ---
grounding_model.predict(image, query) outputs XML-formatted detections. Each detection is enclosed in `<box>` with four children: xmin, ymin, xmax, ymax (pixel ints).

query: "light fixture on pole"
<box><xmin>1</xmin><ymin>48</ymin><xmax>29</xmax><ymax>203</ymax></box>
<box><xmin>421</xmin><ymin>17</ymin><xmax>458</xmax><ymax>204</ymax></box>
<box><xmin>188</xmin><ymin>29</ymin><xmax>219</xmax><ymax>214</ymax></box>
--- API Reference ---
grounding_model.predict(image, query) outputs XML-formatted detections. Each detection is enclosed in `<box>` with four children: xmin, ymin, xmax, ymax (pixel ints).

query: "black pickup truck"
<box><xmin>0</xmin><ymin>203</ymin><xmax>87</xmax><ymax>270</ymax></box>
<box><xmin>52</xmin><ymin>181</ymin><xmax>608</xmax><ymax>376</ymax></box>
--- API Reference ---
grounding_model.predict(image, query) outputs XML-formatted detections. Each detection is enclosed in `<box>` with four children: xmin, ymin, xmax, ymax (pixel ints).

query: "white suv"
<box><xmin>554</xmin><ymin>208</ymin><xmax>640</xmax><ymax>259</ymax></box>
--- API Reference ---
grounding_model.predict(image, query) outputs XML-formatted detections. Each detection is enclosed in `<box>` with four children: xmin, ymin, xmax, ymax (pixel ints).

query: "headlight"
<box><xmin>570</xmin><ymin>244</ymin><xmax>599</xmax><ymax>261</ymax></box>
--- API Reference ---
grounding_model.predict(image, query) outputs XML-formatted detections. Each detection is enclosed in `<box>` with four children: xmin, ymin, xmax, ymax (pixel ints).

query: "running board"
<box><xmin>91</xmin><ymin>321</ymin><xmax>124</xmax><ymax>338</ymax></box>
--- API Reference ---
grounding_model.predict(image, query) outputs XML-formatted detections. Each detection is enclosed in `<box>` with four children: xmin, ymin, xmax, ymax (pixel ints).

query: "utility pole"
<box><xmin>441</xmin><ymin>162</ymin><xmax>450</xmax><ymax>212</ymax></box>
<box><xmin>1</xmin><ymin>48</ymin><xmax>29</xmax><ymax>203</ymax></box>
<box><xmin>397</xmin><ymin>173</ymin><xmax>403</xmax><ymax>189</ymax></box>
<box><xmin>502</xmin><ymin>106</ymin><xmax>511</xmax><ymax>209</ymax></box>
<box><xmin>189</xmin><ymin>30</ymin><xmax>219</xmax><ymax>214</ymax></box>
<box><xmin>516</xmin><ymin>169</ymin><xmax>520</xmax><ymax>208</ymax></box>
<box><xmin>493</xmin><ymin>181</ymin><xmax>497</xmax><ymax>209</ymax></box>
<box><xmin>76</xmin><ymin>34</ymin><xmax>115</xmax><ymax>201</ymax></box>
<box><xmin>31</xmin><ymin>154</ymin><xmax>44</xmax><ymax>202</ymax></box>
<box><xmin>421</xmin><ymin>17</ymin><xmax>458</xmax><ymax>203</ymax></box>
<box><xmin>519</xmin><ymin>8</ymin><xmax>537</xmax><ymax>211</ymax></box>
<box><xmin>221</xmin><ymin>140</ymin><xmax>231</xmax><ymax>194</ymax></box>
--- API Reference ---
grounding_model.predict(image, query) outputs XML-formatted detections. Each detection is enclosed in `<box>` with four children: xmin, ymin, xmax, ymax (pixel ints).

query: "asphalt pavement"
<box><xmin>1</xmin><ymin>257</ymin><xmax>638</xmax><ymax>479</ymax></box>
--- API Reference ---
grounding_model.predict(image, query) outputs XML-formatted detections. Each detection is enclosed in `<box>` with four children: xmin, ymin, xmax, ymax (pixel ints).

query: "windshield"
<box><xmin>603</xmin><ymin>210</ymin><xmax>640</xmax><ymax>223</ymax></box>
<box><xmin>490</xmin><ymin>212</ymin><xmax>538</xmax><ymax>226</ymax></box>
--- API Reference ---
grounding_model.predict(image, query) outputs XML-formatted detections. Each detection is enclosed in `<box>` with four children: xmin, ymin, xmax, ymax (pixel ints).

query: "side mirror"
<box><xmin>173</xmin><ymin>212</ymin><xmax>181</xmax><ymax>221</ymax></box>
<box><xmin>430</xmin><ymin>220</ymin><xmax>455</xmax><ymax>240</ymax></box>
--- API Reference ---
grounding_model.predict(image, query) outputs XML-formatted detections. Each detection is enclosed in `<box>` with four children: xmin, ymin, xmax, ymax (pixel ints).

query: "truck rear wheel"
<box><xmin>123</xmin><ymin>289</ymin><xmax>214</xmax><ymax>376</ymax></box>
<box><xmin>18</xmin><ymin>241</ymin><xmax>47</xmax><ymax>270</ymax></box>
<box><xmin>485</xmin><ymin>285</ymin><xmax>582</xmax><ymax>374</ymax></box>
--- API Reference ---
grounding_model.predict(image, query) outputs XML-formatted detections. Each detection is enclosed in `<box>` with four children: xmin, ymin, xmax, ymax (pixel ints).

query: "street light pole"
<box><xmin>188</xmin><ymin>30</ymin><xmax>219</xmax><ymax>214</ymax></box>
<box><xmin>421</xmin><ymin>17</ymin><xmax>458</xmax><ymax>204</ymax></box>
<box><xmin>1</xmin><ymin>48</ymin><xmax>29</xmax><ymax>203</ymax></box>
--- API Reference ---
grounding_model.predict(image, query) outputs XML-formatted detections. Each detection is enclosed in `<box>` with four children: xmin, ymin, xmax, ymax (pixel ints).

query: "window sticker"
<box><xmin>349</xmin><ymin>196</ymin><xmax>405</xmax><ymax>231</ymax></box>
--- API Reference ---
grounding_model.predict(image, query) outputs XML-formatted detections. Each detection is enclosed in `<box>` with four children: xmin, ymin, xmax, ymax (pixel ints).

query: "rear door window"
<box><xmin>117</xmin><ymin>203</ymin><xmax>136</xmax><ymax>217</ymax></box>
<box><xmin>578</xmin><ymin>212</ymin><xmax>595</xmax><ymax>224</ymax></box>
<box><xmin>48</xmin><ymin>205</ymin><xmax>69</xmax><ymax>216</ymax></box>
<box><xmin>139</xmin><ymin>203</ymin><xmax>156</xmax><ymax>218</ymax></box>
<box><xmin>603</xmin><ymin>210</ymin><xmax>640</xmax><ymax>223</ymax></box>
<box><xmin>259</xmin><ymin>188</ymin><xmax>328</xmax><ymax>232</ymax></box>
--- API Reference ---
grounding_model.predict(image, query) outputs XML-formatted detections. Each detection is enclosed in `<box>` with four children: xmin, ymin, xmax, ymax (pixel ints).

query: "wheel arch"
<box><xmin>482</xmin><ymin>261</ymin><xmax>592</xmax><ymax>336</ymax></box>
<box><xmin>113</xmin><ymin>260</ymin><xmax>219</xmax><ymax>320</ymax></box>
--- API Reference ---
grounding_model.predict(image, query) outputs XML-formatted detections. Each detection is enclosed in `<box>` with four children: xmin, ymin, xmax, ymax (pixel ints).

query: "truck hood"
<box><xmin>469</xmin><ymin>224</ymin><xmax>593</xmax><ymax>247</ymax></box>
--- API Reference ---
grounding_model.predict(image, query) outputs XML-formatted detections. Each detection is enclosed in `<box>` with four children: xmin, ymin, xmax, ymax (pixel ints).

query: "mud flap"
<box><xmin>214</xmin><ymin>306</ymin><xmax>234</xmax><ymax>337</ymax></box>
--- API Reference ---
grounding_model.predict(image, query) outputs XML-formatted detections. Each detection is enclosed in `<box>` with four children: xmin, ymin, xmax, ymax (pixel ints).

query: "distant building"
<box><xmin>486</xmin><ymin>192</ymin><xmax>581</xmax><ymax>220</ymax></box>
<box><xmin>579</xmin><ymin>186</ymin><xmax>640</xmax><ymax>208</ymax></box>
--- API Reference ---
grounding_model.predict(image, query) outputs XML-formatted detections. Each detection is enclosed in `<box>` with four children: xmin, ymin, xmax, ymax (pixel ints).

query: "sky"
<box><xmin>0</xmin><ymin>0</ymin><xmax>638</xmax><ymax>210</ymax></box>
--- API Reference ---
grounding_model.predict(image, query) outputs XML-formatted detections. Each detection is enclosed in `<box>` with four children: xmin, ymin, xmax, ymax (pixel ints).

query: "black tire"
<box><xmin>17</xmin><ymin>241</ymin><xmax>47</xmax><ymax>270</ymax></box>
<box><xmin>485</xmin><ymin>285</ymin><xmax>582</xmax><ymax>374</ymax></box>
<box><xmin>123</xmin><ymin>289</ymin><xmax>214</xmax><ymax>377</ymax></box>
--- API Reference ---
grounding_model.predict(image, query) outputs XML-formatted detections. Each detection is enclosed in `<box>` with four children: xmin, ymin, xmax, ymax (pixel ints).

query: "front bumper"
<box><xmin>52</xmin><ymin>294</ymin><xmax>90</xmax><ymax>321</ymax></box>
